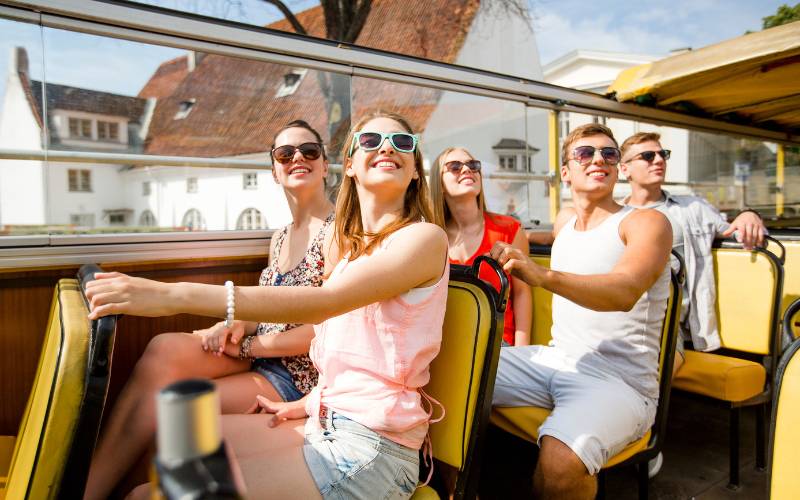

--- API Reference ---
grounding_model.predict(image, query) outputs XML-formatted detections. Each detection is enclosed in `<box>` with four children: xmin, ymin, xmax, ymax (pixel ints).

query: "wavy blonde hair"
<box><xmin>334</xmin><ymin>110</ymin><xmax>433</xmax><ymax>259</ymax></box>
<box><xmin>430</xmin><ymin>147</ymin><xmax>487</xmax><ymax>230</ymax></box>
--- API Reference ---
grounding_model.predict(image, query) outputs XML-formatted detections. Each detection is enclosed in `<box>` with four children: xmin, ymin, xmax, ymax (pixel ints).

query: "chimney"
<box><xmin>12</xmin><ymin>46</ymin><xmax>29</xmax><ymax>76</ymax></box>
<box><xmin>186</xmin><ymin>51</ymin><xmax>206</xmax><ymax>72</ymax></box>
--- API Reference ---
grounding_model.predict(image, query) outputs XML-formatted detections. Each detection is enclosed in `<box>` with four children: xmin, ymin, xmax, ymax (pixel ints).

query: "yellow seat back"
<box><xmin>3</xmin><ymin>269</ymin><xmax>117</xmax><ymax>500</ymax></box>
<box><xmin>769</xmin><ymin>337</ymin><xmax>800</xmax><ymax>499</ymax></box>
<box><xmin>770</xmin><ymin>237</ymin><xmax>800</xmax><ymax>339</ymax></box>
<box><xmin>424</xmin><ymin>264</ymin><xmax>504</xmax><ymax>499</ymax></box>
<box><xmin>529</xmin><ymin>254</ymin><xmax>553</xmax><ymax>346</ymax></box>
<box><xmin>713</xmin><ymin>247</ymin><xmax>782</xmax><ymax>354</ymax></box>
<box><xmin>4</xmin><ymin>280</ymin><xmax>89</xmax><ymax>499</ymax></box>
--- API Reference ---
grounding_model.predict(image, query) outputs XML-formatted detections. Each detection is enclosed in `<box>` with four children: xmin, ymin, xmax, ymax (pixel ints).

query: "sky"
<box><xmin>0</xmin><ymin>0</ymin><xmax>791</xmax><ymax>114</ymax></box>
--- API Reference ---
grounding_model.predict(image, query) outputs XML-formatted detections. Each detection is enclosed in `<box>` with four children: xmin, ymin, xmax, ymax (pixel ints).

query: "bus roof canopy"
<box><xmin>606</xmin><ymin>21</ymin><xmax>800</xmax><ymax>136</ymax></box>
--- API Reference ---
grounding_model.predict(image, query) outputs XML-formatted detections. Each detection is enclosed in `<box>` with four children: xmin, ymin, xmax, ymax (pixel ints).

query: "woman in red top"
<box><xmin>431</xmin><ymin>147</ymin><xmax>532</xmax><ymax>346</ymax></box>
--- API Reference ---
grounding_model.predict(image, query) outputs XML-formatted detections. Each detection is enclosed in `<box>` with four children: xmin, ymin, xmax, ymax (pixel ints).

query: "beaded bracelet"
<box><xmin>224</xmin><ymin>280</ymin><xmax>235</xmax><ymax>328</ymax></box>
<box><xmin>239</xmin><ymin>334</ymin><xmax>255</xmax><ymax>360</ymax></box>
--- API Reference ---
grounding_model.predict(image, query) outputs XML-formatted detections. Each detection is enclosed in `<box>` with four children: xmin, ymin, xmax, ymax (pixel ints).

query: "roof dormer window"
<box><xmin>275</xmin><ymin>69</ymin><xmax>307</xmax><ymax>98</ymax></box>
<box><xmin>174</xmin><ymin>99</ymin><xmax>196</xmax><ymax>120</ymax></box>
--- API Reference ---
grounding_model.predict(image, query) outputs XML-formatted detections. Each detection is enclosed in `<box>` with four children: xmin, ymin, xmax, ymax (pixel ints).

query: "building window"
<box><xmin>275</xmin><ymin>69</ymin><xmax>307</xmax><ymax>98</ymax></box>
<box><xmin>109</xmin><ymin>213</ymin><xmax>126</xmax><ymax>225</ymax></box>
<box><xmin>174</xmin><ymin>99</ymin><xmax>196</xmax><ymax>120</ymax></box>
<box><xmin>187</xmin><ymin>177</ymin><xmax>198</xmax><ymax>193</ymax></box>
<box><xmin>143</xmin><ymin>181</ymin><xmax>151</xmax><ymax>196</ymax></box>
<box><xmin>68</xmin><ymin>117</ymin><xmax>92</xmax><ymax>139</ymax></box>
<box><xmin>70</xmin><ymin>213</ymin><xmax>95</xmax><ymax>227</ymax></box>
<box><xmin>97</xmin><ymin>120</ymin><xmax>119</xmax><ymax>141</ymax></box>
<box><xmin>237</xmin><ymin>208</ymin><xmax>265</xmax><ymax>230</ymax></box>
<box><xmin>182</xmin><ymin>209</ymin><xmax>206</xmax><ymax>231</ymax></box>
<box><xmin>140</xmin><ymin>210</ymin><xmax>157</xmax><ymax>227</ymax></box>
<box><xmin>243</xmin><ymin>172</ymin><xmax>258</xmax><ymax>190</ymax></box>
<box><xmin>498</xmin><ymin>155</ymin><xmax>517</xmax><ymax>171</ymax></box>
<box><xmin>68</xmin><ymin>169</ymin><xmax>92</xmax><ymax>192</ymax></box>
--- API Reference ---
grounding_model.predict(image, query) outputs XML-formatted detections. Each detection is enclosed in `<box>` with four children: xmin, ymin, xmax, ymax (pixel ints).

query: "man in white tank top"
<box><xmin>619</xmin><ymin>132</ymin><xmax>767</xmax><ymax>375</ymax></box>
<box><xmin>489</xmin><ymin>123</ymin><xmax>673</xmax><ymax>499</ymax></box>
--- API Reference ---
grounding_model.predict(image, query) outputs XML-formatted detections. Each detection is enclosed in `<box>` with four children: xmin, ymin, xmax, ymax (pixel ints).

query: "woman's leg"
<box><xmin>84</xmin><ymin>332</ymin><xmax>252</xmax><ymax>500</ymax></box>
<box><xmin>215</xmin><ymin>370</ymin><xmax>283</xmax><ymax>414</ymax></box>
<box><xmin>222</xmin><ymin>415</ymin><xmax>322</xmax><ymax>500</ymax></box>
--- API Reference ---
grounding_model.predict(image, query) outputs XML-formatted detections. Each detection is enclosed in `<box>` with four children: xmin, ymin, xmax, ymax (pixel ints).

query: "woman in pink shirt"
<box><xmin>86</xmin><ymin>111</ymin><xmax>449</xmax><ymax>499</ymax></box>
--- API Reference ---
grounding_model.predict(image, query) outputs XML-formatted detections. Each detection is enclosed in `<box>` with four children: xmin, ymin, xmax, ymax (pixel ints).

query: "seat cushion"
<box><xmin>489</xmin><ymin>407</ymin><xmax>651</xmax><ymax>469</ymax></box>
<box><xmin>673</xmin><ymin>350</ymin><xmax>766</xmax><ymax>403</ymax></box>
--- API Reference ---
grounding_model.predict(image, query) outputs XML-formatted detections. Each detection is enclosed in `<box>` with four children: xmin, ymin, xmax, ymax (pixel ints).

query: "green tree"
<box><xmin>762</xmin><ymin>3</ymin><xmax>800</xmax><ymax>29</ymax></box>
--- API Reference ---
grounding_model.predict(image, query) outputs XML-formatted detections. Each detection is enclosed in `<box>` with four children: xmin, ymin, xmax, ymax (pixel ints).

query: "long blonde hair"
<box><xmin>334</xmin><ymin>110</ymin><xmax>433</xmax><ymax>259</ymax></box>
<box><xmin>430</xmin><ymin>147</ymin><xmax>487</xmax><ymax>230</ymax></box>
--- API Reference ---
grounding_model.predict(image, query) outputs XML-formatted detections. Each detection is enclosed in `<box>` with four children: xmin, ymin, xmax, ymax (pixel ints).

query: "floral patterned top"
<box><xmin>254</xmin><ymin>212</ymin><xmax>334</xmax><ymax>395</ymax></box>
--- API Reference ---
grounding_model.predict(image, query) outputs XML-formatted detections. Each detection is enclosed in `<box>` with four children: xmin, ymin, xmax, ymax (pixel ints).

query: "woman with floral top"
<box><xmin>84</xmin><ymin>119</ymin><xmax>336</xmax><ymax>500</ymax></box>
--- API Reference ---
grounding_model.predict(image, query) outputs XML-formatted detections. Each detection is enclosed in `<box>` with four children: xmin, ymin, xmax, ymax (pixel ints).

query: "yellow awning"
<box><xmin>607</xmin><ymin>21</ymin><xmax>800</xmax><ymax>133</ymax></box>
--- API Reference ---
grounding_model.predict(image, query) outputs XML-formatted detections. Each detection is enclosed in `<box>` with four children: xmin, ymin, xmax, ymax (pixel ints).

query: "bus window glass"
<box><xmin>0</xmin><ymin>19</ymin><xmax>45</xmax><ymax>236</ymax></box>
<box><xmin>127</xmin><ymin>0</ymin><xmax>543</xmax><ymax>82</ymax></box>
<box><xmin>0</xmin><ymin>25</ymin><xmax>350</xmax><ymax>235</ymax></box>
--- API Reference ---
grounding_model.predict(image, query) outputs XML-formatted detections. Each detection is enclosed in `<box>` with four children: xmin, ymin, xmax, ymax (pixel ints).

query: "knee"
<box><xmin>134</xmin><ymin>333</ymin><xmax>190</xmax><ymax>383</ymax></box>
<box><xmin>538</xmin><ymin>436</ymin><xmax>592</xmax><ymax>487</ymax></box>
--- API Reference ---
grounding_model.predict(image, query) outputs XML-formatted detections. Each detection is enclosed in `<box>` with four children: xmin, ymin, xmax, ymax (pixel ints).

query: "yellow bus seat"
<box><xmin>768</xmin><ymin>235</ymin><xmax>798</xmax><ymax>334</ymax></box>
<box><xmin>768</xmin><ymin>335</ymin><xmax>800</xmax><ymax>499</ymax></box>
<box><xmin>529</xmin><ymin>250</ymin><xmax>553</xmax><ymax>346</ymax></box>
<box><xmin>411</xmin><ymin>257</ymin><xmax>507</xmax><ymax>500</ymax></box>
<box><xmin>674</xmin><ymin>351</ymin><xmax>765</xmax><ymax>402</ymax></box>
<box><xmin>490</xmin><ymin>250</ymin><xmax>683</xmax><ymax>498</ymax></box>
<box><xmin>1</xmin><ymin>264</ymin><xmax>118</xmax><ymax>499</ymax></box>
<box><xmin>671</xmin><ymin>242</ymin><xmax>783</xmax><ymax>488</ymax></box>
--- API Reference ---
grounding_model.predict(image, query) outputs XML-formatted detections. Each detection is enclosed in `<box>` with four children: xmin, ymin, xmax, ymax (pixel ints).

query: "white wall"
<box><xmin>0</xmin><ymin>70</ymin><xmax>45</xmax><ymax>225</ymax></box>
<box><xmin>45</xmin><ymin>162</ymin><xmax>126</xmax><ymax>226</ymax></box>
<box><xmin>122</xmin><ymin>166</ymin><xmax>292</xmax><ymax>230</ymax></box>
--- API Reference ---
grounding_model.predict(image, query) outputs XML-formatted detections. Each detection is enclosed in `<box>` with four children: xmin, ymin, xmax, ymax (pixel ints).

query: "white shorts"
<box><xmin>492</xmin><ymin>345</ymin><xmax>656</xmax><ymax>475</ymax></box>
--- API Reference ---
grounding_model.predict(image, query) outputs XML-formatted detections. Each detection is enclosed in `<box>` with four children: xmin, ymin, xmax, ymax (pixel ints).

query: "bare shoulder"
<box><xmin>401</xmin><ymin>221</ymin><xmax>448</xmax><ymax>247</ymax></box>
<box><xmin>553</xmin><ymin>207</ymin><xmax>576</xmax><ymax>236</ymax></box>
<box><xmin>621</xmin><ymin>208</ymin><xmax>671</xmax><ymax>241</ymax></box>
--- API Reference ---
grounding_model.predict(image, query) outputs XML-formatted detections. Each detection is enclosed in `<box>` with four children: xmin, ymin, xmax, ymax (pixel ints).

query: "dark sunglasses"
<box><xmin>628</xmin><ymin>149</ymin><xmax>671</xmax><ymax>163</ymax></box>
<box><xmin>444</xmin><ymin>160</ymin><xmax>482</xmax><ymax>174</ymax></box>
<box><xmin>570</xmin><ymin>146</ymin><xmax>621</xmax><ymax>166</ymax></box>
<box><xmin>272</xmin><ymin>142</ymin><xmax>323</xmax><ymax>164</ymax></box>
<box><xmin>349</xmin><ymin>132</ymin><xmax>418</xmax><ymax>156</ymax></box>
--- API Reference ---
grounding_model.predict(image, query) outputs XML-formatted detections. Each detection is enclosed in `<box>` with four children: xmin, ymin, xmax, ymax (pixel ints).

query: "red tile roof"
<box><xmin>140</xmin><ymin>0</ymin><xmax>479</xmax><ymax>157</ymax></box>
<box><xmin>139</xmin><ymin>55</ymin><xmax>189</xmax><ymax>99</ymax></box>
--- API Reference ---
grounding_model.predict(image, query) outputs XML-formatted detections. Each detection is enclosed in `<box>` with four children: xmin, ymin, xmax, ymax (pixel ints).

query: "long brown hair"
<box><xmin>430</xmin><ymin>147</ymin><xmax>487</xmax><ymax>229</ymax></box>
<box><xmin>334</xmin><ymin>110</ymin><xmax>433</xmax><ymax>259</ymax></box>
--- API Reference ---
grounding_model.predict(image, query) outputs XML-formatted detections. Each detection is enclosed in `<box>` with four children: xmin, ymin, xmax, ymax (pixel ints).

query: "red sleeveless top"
<box><xmin>449</xmin><ymin>212</ymin><xmax>521</xmax><ymax>345</ymax></box>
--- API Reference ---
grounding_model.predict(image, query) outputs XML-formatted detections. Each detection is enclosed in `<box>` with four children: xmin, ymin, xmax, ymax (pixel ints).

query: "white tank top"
<box><xmin>550</xmin><ymin>206</ymin><xmax>670</xmax><ymax>399</ymax></box>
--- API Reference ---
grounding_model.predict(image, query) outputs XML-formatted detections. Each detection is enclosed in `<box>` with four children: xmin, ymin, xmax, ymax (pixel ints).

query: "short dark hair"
<box><xmin>561</xmin><ymin>123</ymin><xmax>617</xmax><ymax>165</ymax></box>
<box><xmin>270</xmin><ymin>119</ymin><xmax>327</xmax><ymax>160</ymax></box>
<box><xmin>620</xmin><ymin>132</ymin><xmax>662</xmax><ymax>159</ymax></box>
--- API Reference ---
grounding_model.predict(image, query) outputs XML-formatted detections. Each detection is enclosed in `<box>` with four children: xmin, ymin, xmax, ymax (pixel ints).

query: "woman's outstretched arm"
<box><xmin>87</xmin><ymin>223</ymin><xmax>447</xmax><ymax>325</ymax></box>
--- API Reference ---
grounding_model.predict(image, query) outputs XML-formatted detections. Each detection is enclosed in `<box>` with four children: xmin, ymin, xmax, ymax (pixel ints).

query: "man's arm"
<box><xmin>721</xmin><ymin>209</ymin><xmax>767</xmax><ymax>250</ymax></box>
<box><xmin>491</xmin><ymin>209</ymin><xmax>672</xmax><ymax>312</ymax></box>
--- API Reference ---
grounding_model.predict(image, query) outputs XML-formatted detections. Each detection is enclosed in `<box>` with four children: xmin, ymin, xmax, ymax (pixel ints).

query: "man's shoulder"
<box><xmin>621</xmin><ymin>207</ymin><xmax>671</xmax><ymax>239</ymax></box>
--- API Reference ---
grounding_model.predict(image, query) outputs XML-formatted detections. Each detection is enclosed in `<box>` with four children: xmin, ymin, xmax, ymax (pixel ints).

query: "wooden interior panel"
<box><xmin>0</xmin><ymin>256</ymin><xmax>267</xmax><ymax>435</ymax></box>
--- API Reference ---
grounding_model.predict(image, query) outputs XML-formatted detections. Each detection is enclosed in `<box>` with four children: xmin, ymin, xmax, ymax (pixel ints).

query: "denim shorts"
<box><xmin>303</xmin><ymin>410</ymin><xmax>419</xmax><ymax>500</ymax></box>
<box><xmin>250</xmin><ymin>357</ymin><xmax>304</xmax><ymax>402</ymax></box>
